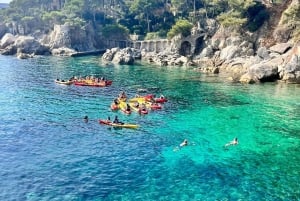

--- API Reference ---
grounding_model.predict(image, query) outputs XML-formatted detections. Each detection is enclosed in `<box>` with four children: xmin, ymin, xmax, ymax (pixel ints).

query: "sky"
<box><xmin>0</xmin><ymin>0</ymin><xmax>11</xmax><ymax>3</ymax></box>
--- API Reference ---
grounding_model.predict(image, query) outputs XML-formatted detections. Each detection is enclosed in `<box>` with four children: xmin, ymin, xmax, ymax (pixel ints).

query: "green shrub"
<box><xmin>102</xmin><ymin>24</ymin><xmax>129</xmax><ymax>38</ymax></box>
<box><xmin>145</xmin><ymin>32</ymin><xmax>161</xmax><ymax>40</ymax></box>
<box><xmin>281</xmin><ymin>4</ymin><xmax>300</xmax><ymax>25</ymax></box>
<box><xmin>292</xmin><ymin>28</ymin><xmax>300</xmax><ymax>42</ymax></box>
<box><xmin>217</xmin><ymin>11</ymin><xmax>247</xmax><ymax>27</ymax></box>
<box><xmin>167</xmin><ymin>19</ymin><xmax>193</xmax><ymax>39</ymax></box>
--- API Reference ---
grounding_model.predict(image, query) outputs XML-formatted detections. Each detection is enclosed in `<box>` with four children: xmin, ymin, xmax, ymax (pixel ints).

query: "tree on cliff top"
<box><xmin>217</xmin><ymin>0</ymin><xmax>255</xmax><ymax>28</ymax></box>
<box><xmin>167</xmin><ymin>19</ymin><xmax>193</xmax><ymax>39</ymax></box>
<box><xmin>129</xmin><ymin>0</ymin><xmax>164</xmax><ymax>33</ymax></box>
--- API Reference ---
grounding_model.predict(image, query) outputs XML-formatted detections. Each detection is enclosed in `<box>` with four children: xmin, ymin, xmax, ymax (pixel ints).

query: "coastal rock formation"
<box><xmin>141</xmin><ymin>51</ymin><xmax>192</xmax><ymax>66</ymax></box>
<box><xmin>0</xmin><ymin>33</ymin><xmax>16</xmax><ymax>49</ymax></box>
<box><xmin>102</xmin><ymin>48</ymin><xmax>137</xmax><ymax>65</ymax></box>
<box><xmin>46</xmin><ymin>25</ymin><xmax>97</xmax><ymax>52</ymax></box>
<box><xmin>0</xmin><ymin>24</ymin><xmax>100</xmax><ymax>57</ymax></box>
<box><xmin>0</xmin><ymin>35</ymin><xmax>49</xmax><ymax>55</ymax></box>
<box><xmin>51</xmin><ymin>47</ymin><xmax>76</xmax><ymax>56</ymax></box>
<box><xmin>278</xmin><ymin>43</ymin><xmax>300</xmax><ymax>83</ymax></box>
<box><xmin>14</xmin><ymin>36</ymin><xmax>49</xmax><ymax>55</ymax></box>
<box><xmin>102</xmin><ymin>47</ymin><xmax>119</xmax><ymax>62</ymax></box>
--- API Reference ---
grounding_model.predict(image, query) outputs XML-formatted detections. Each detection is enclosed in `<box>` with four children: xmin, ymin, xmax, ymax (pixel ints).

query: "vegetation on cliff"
<box><xmin>0</xmin><ymin>0</ymin><xmax>283</xmax><ymax>40</ymax></box>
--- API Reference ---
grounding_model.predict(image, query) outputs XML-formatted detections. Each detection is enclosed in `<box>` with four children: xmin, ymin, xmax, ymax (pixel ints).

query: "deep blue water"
<box><xmin>0</xmin><ymin>55</ymin><xmax>300</xmax><ymax>201</ymax></box>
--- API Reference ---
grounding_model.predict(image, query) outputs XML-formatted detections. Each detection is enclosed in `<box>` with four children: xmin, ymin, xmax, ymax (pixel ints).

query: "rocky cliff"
<box><xmin>105</xmin><ymin>0</ymin><xmax>299</xmax><ymax>84</ymax></box>
<box><xmin>0</xmin><ymin>23</ymin><xmax>105</xmax><ymax>57</ymax></box>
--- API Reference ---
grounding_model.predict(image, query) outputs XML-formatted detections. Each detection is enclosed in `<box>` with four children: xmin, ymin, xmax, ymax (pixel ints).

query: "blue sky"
<box><xmin>0</xmin><ymin>0</ymin><xmax>11</xmax><ymax>3</ymax></box>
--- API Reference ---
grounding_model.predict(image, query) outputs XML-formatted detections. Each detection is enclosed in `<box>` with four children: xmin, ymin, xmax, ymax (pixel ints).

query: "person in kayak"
<box><xmin>113</xmin><ymin>116</ymin><xmax>123</xmax><ymax>124</ymax></box>
<box><xmin>119</xmin><ymin>91</ymin><xmax>127</xmax><ymax>99</ymax></box>
<box><xmin>113</xmin><ymin>98</ymin><xmax>120</xmax><ymax>105</ymax></box>
<box><xmin>225</xmin><ymin>137</ymin><xmax>238</xmax><ymax>147</ymax></box>
<box><xmin>126</xmin><ymin>103</ymin><xmax>131</xmax><ymax>112</ymax></box>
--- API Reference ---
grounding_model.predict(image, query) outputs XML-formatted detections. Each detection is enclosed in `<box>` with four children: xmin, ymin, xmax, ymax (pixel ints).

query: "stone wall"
<box><xmin>131</xmin><ymin>39</ymin><xmax>172</xmax><ymax>53</ymax></box>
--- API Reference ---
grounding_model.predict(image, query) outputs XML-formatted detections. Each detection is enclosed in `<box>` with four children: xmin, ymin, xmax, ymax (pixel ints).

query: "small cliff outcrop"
<box><xmin>0</xmin><ymin>24</ymin><xmax>104</xmax><ymax>57</ymax></box>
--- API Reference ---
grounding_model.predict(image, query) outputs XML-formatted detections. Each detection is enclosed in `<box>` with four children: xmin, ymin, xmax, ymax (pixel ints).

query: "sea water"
<box><xmin>0</xmin><ymin>55</ymin><xmax>299</xmax><ymax>201</ymax></box>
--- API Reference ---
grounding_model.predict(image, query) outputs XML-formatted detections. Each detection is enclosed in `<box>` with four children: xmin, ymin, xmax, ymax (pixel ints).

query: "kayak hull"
<box><xmin>110</xmin><ymin>103</ymin><xmax>119</xmax><ymax>111</ymax></box>
<box><xmin>55</xmin><ymin>80</ymin><xmax>73</xmax><ymax>85</ymax></box>
<box><xmin>99</xmin><ymin>119</ymin><xmax>138</xmax><ymax>129</ymax></box>
<box><xmin>74</xmin><ymin>80</ymin><xmax>112</xmax><ymax>87</ymax></box>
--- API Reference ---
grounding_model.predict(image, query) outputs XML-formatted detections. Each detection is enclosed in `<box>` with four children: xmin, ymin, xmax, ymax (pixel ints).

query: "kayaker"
<box><xmin>113</xmin><ymin>116</ymin><xmax>123</xmax><ymax>124</ymax></box>
<box><xmin>114</xmin><ymin>98</ymin><xmax>119</xmax><ymax>105</ymax></box>
<box><xmin>126</xmin><ymin>104</ymin><xmax>131</xmax><ymax>112</ymax></box>
<box><xmin>180</xmin><ymin>139</ymin><xmax>188</xmax><ymax>147</ymax></box>
<box><xmin>134</xmin><ymin>102</ymin><xmax>139</xmax><ymax>108</ymax></box>
<box><xmin>119</xmin><ymin>91</ymin><xmax>127</xmax><ymax>99</ymax></box>
<box><xmin>225</xmin><ymin>137</ymin><xmax>238</xmax><ymax>147</ymax></box>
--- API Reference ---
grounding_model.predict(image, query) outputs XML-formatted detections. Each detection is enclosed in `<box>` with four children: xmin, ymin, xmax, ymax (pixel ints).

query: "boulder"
<box><xmin>256</xmin><ymin>47</ymin><xmax>270</xmax><ymax>60</ymax></box>
<box><xmin>14</xmin><ymin>36</ymin><xmax>50</xmax><ymax>55</ymax></box>
<box><xmin>0</xmin><ymin>45</ymin><xmax>17</xmax><ymax>55</ymax></box>
<box><xmin>199</xmin><ymin>45</ymin><xmax>214</xmax><ymax>58</ymax></box>
<box><xmin>102</xmin><ymin>47</ymin><xmax>120</xmax><ymax>62</ymax></box>
<box><xmin>248</xmin><ymin>62</ymin><xmax>279</xmax><ymax>82</ymax></box>
<box><xmin>279</xmin><ymin>55</ymin><xmax>300</xmax><ymax>83</ymax></box>
<box><xmin>111</xmin><ymin>48</ymin><xmax>135</xmax><ymax>65</ymax></box>
<box><xmin>239</xmin><ymin>73</ymin><xmax>258</xmax><ymax>84</ymax></box>
<box><xmin>17</xmin><ymin>52</ymin><xmax>33</xmax><ymax>59</ymax></box>
<box><xmin>220</xmin><ymin>45</ymin><xmax>240</xmax><ymax>60</ymax></box>
<box><xmin>51</xmin><ymin>47</ymin><xmax>76</xmax><ymax>56</ymax></box>
<box><xmin>0</xmin><ymin>33</ymin><xmax>16</xmax><ymax>48</ymax></box>
<box><xmin>269</xmin><ymin>43</ymin><xmax>292</xmax><ymax>54</ymax></box>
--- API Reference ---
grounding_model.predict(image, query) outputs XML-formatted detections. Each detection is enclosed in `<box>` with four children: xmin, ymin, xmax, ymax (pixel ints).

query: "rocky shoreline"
<box><xmin>1</xmin><ymin>2</ymin><xmax>299</xmax><ymax>84</ymax></box>
<box><xmin>101</xmin><ymin>40</ymin><xmax>299</xmax><ymax>84</ymax></box>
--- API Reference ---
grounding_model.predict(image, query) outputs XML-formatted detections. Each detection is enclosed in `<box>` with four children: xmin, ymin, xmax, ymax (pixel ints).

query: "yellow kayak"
<box><xmin>129</xmin><ymin>97</ymin><xmax>146</xmax><ymax>103</ymax></box>
<box><xmin>99</xmin><ymin>119</ymin><xmax>139</xmax><ymax>129</ymax></box>
<box><xmin>119</xmin><ymin>101</ymin><xmax>132</xmax><ymax>114</ymax></box>
<box><xmin>129</xmin><ymin>102</ymin><xmax>140</xmax><ymax>112</ymax></box>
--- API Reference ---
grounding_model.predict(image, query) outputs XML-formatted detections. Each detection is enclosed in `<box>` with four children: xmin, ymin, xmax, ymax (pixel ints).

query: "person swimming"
<box><xmin>180</xmin><ymin>139</ymin><xmax>188</xmax><ymax>147</ymax></box>
<box><xmin>84</xmin><ymin>115</ymin><xmax>88</xmax><ymax>123</ymax></box>
<box><xmin>225</xmin><ymin>137</ymin><xmax>238</xmax><ymax>147</ymax></box>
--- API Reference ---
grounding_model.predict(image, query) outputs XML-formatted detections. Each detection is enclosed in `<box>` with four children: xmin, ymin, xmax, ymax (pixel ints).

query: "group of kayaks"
<box><xmin>110</xmin><ymin>93</ymin><xmax>167</xmax><ymax>115</ymax></box>
<box><xmin>55</xmin><ymin>76</ymin><xmax>112</xmax><ymax>87</ymax></box>
<box><xmin>99</xmin><ymin>93</ymin><xmax>168</xmax><ymax>129</ymax></box>
<box><xmin>55</xmin><ymin>76</ymin><xmax>168</xmax><ymax>129</ymax></box>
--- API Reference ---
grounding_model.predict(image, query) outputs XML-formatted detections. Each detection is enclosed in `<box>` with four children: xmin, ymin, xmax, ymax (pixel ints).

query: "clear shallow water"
<box><xmin>0</xmin><ymin>55</ymin><xmax>299</xmax><ymax>201</ymax></box>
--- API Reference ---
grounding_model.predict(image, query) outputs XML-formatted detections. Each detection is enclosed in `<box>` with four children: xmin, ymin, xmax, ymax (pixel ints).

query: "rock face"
<box><xmin>47</xmin><ymin>25</ymin><xmax>96</xmax><ymax>52</ymax></box>
<box><xmin>14</xmin><ymin>36</ymin><xmax>49</xmax><ymax>55</ymax></box>
<box><xmin>0</xmin><ymin>33</ymin><xmax>16</xmax><ymax>48</ymax></box>
<box><xmin>0</xmin><ymin>35</ymin><xmax>49</xmax><ymax>55</ymax></box>
<box><xmin>102</xmin><ymin>48</ymin><xmax>137</xmax><ymax>65</ymax></box>
<box><xmin>278</xmin><ymin>44</ymin><xmax>300</xmax><ymax>83</ymax></box>
<box><xmin>0</xmin><ymin>24</ymin><xmax>100</xmax><ymax>57</ymax></box>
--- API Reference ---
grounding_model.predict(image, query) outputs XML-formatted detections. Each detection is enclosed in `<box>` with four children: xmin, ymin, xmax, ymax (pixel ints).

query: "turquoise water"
<box><xmin>0</xmin><ymin>55</ymin><xmax>299</xmax><ymax>201</ymax></box>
